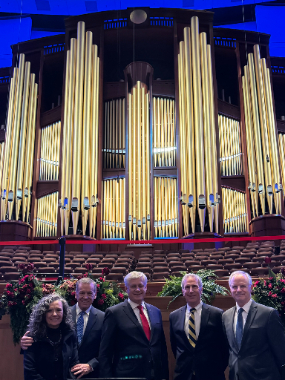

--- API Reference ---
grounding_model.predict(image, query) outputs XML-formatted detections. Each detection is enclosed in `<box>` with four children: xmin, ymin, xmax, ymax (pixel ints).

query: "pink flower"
<box><xmin>281</xmin><ymin>288</ymin><xmax>285</xmax><ymax>293</ymax></box>
<box><xmin>118</xmin><ymin>292</ymin><xmax>124</xmax><ymax>300</ymax></box>
<box><xmin>272</xmin><ymin>294</ymin><xmax>277</xmax><ymax>298</ymax></box>
<box><xmin>98</xmin><ymin>299</ymin><xmax>104</xmax><ymax>305</ymax></box>
<box><xmin>264</xmin><ymin>280</ymin><xmax>267</xmax><ymax>286</ymax></box>
<box><xmin>102</xmin><ymin>294</ymin><xmax>107</xmax><ymax>299</ymax></box>
<box><xmin>85</xmin><ymin>263</ymin><xmax>93</xmax><ymax>271</ymax></box>
<box><xmin>99</xmin><ymin>277</ymin><xmax>103</xmax><ymax>281</ymax></box>
<box><xmin>268</xmin><ymin>284</ymin><xmax>272</xmax><ymax>289</ymax></box>
<box><xmin>254</xmin><ymin>281</ymin><xmax>260</xmax><ymax>286</ymax></box>
<box><xmin>6</xmin><ymin>283</ymin><xmax>12</xmax><ymax>289</ymax></box>
<box><xmin>22</xmin><ymin>300</ymin><xmax>26</xmax><ymax>305</ymax></box>
<box><xmin>268</xmin><ymin>291</ymin><xmax>272</xmax><ymax>296</ymax></box>
<box><xmin>102</xmin><ymin>267</ymin><xmax>110</xmax><ymax>276</ymax></box>
<box><xmin>97</xmin><ymin>284</ymin><xmax>100</xmax><ymax>288</ymax></box>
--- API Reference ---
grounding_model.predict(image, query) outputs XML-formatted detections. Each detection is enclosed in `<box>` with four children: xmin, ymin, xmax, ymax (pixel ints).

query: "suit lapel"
<box><xmin>81</xmin><ymin>306</ymin><xmax>97</xmax><ymax>345</ymax></box>
<box><xmin>225</xmin><ymin>306</ymin><xmax>239</xmax><ymax>353</ymax></box>
<box><xmin>199</xmin><ymin>303</ymin><xmax>210</xmax><ymax>339</ymax></box>
<box><xmin>180</xmin><ymin>305</ymin><xmax>193</xmax><ymax>350</ymax></box>
<box><xmin>123</xmin><ymin>300</ymin><xmax>148</xmax><ymax>341</ymax></box>
<box><xmin>146</xmin><ymin>303</ymin><xmax>155</xmax><ymax>341</ymax></box>
<box><xmin>71</xmin><ymin>305</ymin><xmax>76</xmax><ymax>325</ymax></box>
<box><xmin>240</xmin><ymin>300</ymin><xmax>257</xmax><ymax>349</ymax></box>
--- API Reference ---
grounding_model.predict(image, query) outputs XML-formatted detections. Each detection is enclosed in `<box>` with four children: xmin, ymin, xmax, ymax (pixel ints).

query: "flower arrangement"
<box><xmin>0</xmin><ymin>263</ymin><xmax>127</xmax><ymax>344</ymax></box>
<box><xmin>252</xmin><ymin>257</ymin><xmax>285</xmax><ymax>326</ymax></box>
<box><xmin>157</xmin><ymin>269</ymin><xmax>229</xmax><ymax>307</ymax></box>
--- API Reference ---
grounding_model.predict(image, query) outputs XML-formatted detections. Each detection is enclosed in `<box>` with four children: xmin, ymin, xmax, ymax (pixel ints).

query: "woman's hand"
<box><xmin>71</xmin><ymin>363</ymin><xmax>92</xmax><ymax>379</ymax></box>
<box><xmin>21</xmin><ymin>331</ymin><xmax>34</xmax><ymax>350</ymax></box>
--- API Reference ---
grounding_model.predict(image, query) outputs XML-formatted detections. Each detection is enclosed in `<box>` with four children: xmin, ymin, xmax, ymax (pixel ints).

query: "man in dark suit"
<box><xmin>99</xmin><ymin>271</ymin><xmax>169</xmax><ymax>380</ymax></box>
<box><xmin>21</xmin><ymin>277</ymin><xmax>104</xmax><ymax>379</ymax></box>
<box><xmin>169</xmin><ymin>273</ymin><xmax>228</xmax><ymax>380</ymax></box>
<box><xmin>223</xmin><ymin>270</ymin><xmax>285</xmax><ymax>380</ymax></box>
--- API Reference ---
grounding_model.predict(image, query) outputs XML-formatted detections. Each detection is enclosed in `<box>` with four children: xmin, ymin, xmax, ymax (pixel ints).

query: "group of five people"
<box><xmin>21</xmin><ymin>270</ymin><xmax>285</xmax><ymax>380</ymax></box>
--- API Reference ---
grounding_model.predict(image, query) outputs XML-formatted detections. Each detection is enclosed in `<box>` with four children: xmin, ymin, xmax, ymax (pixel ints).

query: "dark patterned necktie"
<box><xmin>77</xmin><ymin>310</ymin><xmax>85</xmax><ymax>345</ymax></box>
<box><xmin>188</xmin><ymin>308</ymin><xmax>196</xmax><ymax>348</ymax></box>
<box><xmin>236</xmin><ymin>308</ymin><xmax>244</xmax><ymax>349</ymax></box>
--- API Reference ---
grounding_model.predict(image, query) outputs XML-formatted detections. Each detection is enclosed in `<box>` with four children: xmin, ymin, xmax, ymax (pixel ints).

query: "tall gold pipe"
<box><xmin>132</xmin><ymin>86</ymin><xmax>137</xmax><ymax>239</ymax></box>
<box><xmin>128</xmin><ymin>93</ymin><xmax>132</xmax><ymax>238</ymax></box>
<box><xmin>22</xmin><ymin>73</ymin><xmax>35</xmax><ymax>222</ymax></box>
<box><xmin>262</xmin><ymin>59</ymin><xmax>282</xmax><ymax>214</ymax></box>
<box><xmin>81</xmin><ymin>31</ymin><xmax>92</xmax><ymax>235</ymax></box>
<box><xmin>253</xmin><ymin>46</ymin><xmax>273</xmax><ymax>213</ymax></box>
<box><xmin>191</xmin><ymin>17</ymin><xmax>206</xmax><ymax>232</ymax></box>
<box><xmin>200</xmin><ymin>32</ymin><xmax>214</xmax><ymax>232</ymax></box>
<box><xmin>242</xmin><ymin>71</ymin><xmax>258</xmax><ymax>218</ymax></box>
<box><xmin>247</xmin><ymin>53</ymin><xmax>265</xmax><ymax>214</ymax></box>
<box><xmin>142</xmin><ymin>89</ymin><xmax>146</xmax><ymax>240</ymax></box>
<box><xmin>137</xmin><ymin>86</ymin><xmax>141</xmax><ymax>239</ymax></box>
<box><xmin>8</xmin><ymin>54</ymin><xmax>26</xmax><ymax>219</ymax></box>
<box><xmin>71</xmin><ymin>21</ymin><xmax>85</xmax><ymax>234</ymax></box>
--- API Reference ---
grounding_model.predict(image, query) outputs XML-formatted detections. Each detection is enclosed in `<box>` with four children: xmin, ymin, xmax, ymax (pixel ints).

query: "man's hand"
<box><xmin>71</xmin><ymin>363</ymin><xmax>92</xmax><ymax>379</ymax></box>
<box><xmin>21</xmin><ymin>331</ymin><xmax>34</xmax><ymax>350</ymax></box>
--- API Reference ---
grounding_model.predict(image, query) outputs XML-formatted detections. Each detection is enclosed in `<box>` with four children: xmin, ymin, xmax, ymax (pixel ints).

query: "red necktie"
<box><xmin>137</xmin><ymin>305</ymin><xmax>151</xmax><ymax>340</ymax></box>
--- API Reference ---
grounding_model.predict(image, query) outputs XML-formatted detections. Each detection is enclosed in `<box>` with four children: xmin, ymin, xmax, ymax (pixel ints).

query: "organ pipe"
<box><xmin>153</xmin><ymin>97</ymin><xmax>176</xmax><ymax>167</ymax></box>
<box><xmin>102</xmin><ymin>178</ymin><xmax>125</xmax><ymax>239</ymax></box>
<box><xmin>222</xmin><ymin>187</ymin><xmax>248</xmax><ymax>233</ymax></box>
<box><xmin>0</xmin><ymin>54</ymin><xmax>38</xmax><ymax>223</ymax></box>
<box><xmin>103</xmin><ymin>99</ymin><xmax>125</xmax><ymax>169</ymax></box>
<box><xmin>154</xmin><ymin>177</ymin><xmax>178</xmax><ymax>237</ymax></box>
<box><xmin>36</xmin><ymin>192</ymin><xmax>58</xmax><ymax>237</ymax></box>
<box><xmin>218</xmin><ymin>115</ymin><xmax>242</xmax><ymax>176</ymax></box>
<box><xmin>39</xmin><ymin>122</ymin><xmax>61</xmax><ymax>181</ymax></box>
<box><xmin>178</xmin><ymin>18</ymin><xmax>219</xmax><ymax>235</ymax></box>
<box><xmin>242</xmin><ymin>45</ymin><xmax>282</xmax><ymax>217</ymax></box>
<box><xmin>128</xmin><ymin>81</ymin><xmax>150</xmax><ymax>240</ymax></box>
<box><xmin>61</xmin><ymin>21</ymin><xmax>100</xmax><ymax>237</ymax></box>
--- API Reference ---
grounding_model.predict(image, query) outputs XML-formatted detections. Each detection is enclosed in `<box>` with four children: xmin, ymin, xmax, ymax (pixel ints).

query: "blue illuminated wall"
<box><xmin>0</xmin><ymin>1</ymin><xmax>284</xmax><ymax>68</ymax></box>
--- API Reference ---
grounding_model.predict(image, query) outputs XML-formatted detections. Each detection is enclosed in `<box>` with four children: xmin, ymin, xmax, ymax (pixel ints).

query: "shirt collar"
<box><xmin>186</xmin><ymin>300</ymin><xmax>203</xmax><ymax>313</ymax></box>
<box><xmin>128</xmin><ymin>298</ymin><xmax>146</xmax><ymax>311</ymax></box>
<box><xmin>236</xmin><ymin>298</ymin><xmax>252</xmax><ymax>314</ymax></box>
<box><xmin>76</xmin><ymin>303</ymin><xmax>92</xmax><ymax>316</ymax></box>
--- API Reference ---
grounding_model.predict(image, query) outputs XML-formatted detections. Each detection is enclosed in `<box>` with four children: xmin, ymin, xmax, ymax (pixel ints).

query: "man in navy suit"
<box><xmin>223</xmin><ymin>270</ymin><xmax>285</xmax><ymax>380</ymax></box>
<box><xmin>169</xmin><ymin>273</ymin><xmax>228</xmax><ymax>380</ymax></box>
<box><xmin>21</xmin><ymin>277</ymin><xmax>104</xmax><ymax>379</ymax></box>
<box><xmin>99</xmin><ymin>271</ymin><xmax>169</xmax><ymax>380</ymax></box>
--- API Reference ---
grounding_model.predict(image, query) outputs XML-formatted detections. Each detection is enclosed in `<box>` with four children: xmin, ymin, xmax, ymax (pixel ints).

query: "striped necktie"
<box><xmin>77</xmin><ymin>310</ymin><xmax>85</xmax><ymax>345</ymax></box>
<box><xmin>188</xmin><ymin>307</ymin><xmax>197</xmax><ymax>348</ymax></box>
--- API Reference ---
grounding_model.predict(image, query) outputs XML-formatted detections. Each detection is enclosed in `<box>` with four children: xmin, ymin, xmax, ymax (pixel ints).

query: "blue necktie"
<box><xmin>236</xmin><ymin>308</ymin><xmax>244</xmax><ymax>349</ymax></box>
<box><xmin>77</xmin><ymin>311</ymin><xmax>85</xmax><ymax>345</ymax></box>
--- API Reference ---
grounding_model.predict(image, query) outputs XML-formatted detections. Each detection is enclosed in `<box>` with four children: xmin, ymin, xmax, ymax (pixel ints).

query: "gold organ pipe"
<box><xmin>191</xmin><ymin>16</ymin><xmax>206</xmax><ymax>232</ymax></box>
<box><xmin>146</xmin><ymin>92</ymin><xmax>150</xmax><ymax>239</ymax></box>
<box><xmin>132</xmin><ymin>86</ymin><xmax>137</xmax><ymax>239</ymax></box>
<box><xmin>22</xmin><ymin>73</ymin><xmax>35</xmax><ymax>222</ymax></box>
<box><xmin>71</xmin><ymin>21</ymin><xmax>85</xmax><ymax>234</ymax></box>
<box><xmin>262</xmin><ymin>59</ymin><xmax>282</xmax><ymax>214</ymax></box>
<box><xmin>142</xmin><ymin>89</ymin><xmax>146</xmax><ymax>240</ymax></box>
<box><xmin>253</xmin><ymin>46</ymin><xmax>273</xmax><ymax>214</ymax></box>
<box><xmin>184</xmin><ymin>27</ymin><xmax>196</xmax><ymax>234</ymax></box>
<box><xmin>8</xmin><ymin>54</ymin><xmax>25</xmax><ymax>220</ymax></box>
<box><xmin>128</xmin><ymin>93</ymin><xmax>132</xmax><ymax>237</ymax></box>
<box><xmin>247</xmin><ymin>53</ymin><xmax>265</xmax><ymax>214</ymax></box>
<box><xmin>242</xmin><ymin>70</ymin><xmax>258</xmax><ymax>218</ymax></box>
<box><xmin>81</xmin><ymin>31</ymin><xmax>92</xmax><ymax>235</ymax></box>
<box><xmin>200</xmin><ymin>32</ymin><xmax>214</xmax><ymax>232</ymax></box>
<box><xmin>137</xmin><ymin>86</ymin><xmax>141</xmax><ymax>239</ymax></box>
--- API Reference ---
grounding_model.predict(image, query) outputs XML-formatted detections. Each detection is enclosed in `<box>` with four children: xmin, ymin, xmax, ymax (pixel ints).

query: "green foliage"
<box><xmin>157</xmin><ymin>269</ymin><xmax>230</xmax><ymax>307</ymax></box>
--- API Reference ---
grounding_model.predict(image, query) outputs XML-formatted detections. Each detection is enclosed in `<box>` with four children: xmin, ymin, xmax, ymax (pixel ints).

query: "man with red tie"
<box><xmin>99</xmin><ymin>271</ymin><xmax>169</xmax><ymax>380</ymax></box>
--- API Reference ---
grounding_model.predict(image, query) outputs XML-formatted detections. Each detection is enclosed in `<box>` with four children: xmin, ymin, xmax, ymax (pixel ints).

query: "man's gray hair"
<box><xmin>181</xmin><ymin>273</ymin><xmax>203</xmax><ymax>289</ymax></box>
<box><xmin>229</xmin><ymin>270</ymin><xmax>252</xmax><ymax>287</ymax></box>
<box><xmin>76</xmin><ymin>277</ymin><xmax>97</xmax><ymax>294</ymax></box>
<box><xmin>124</xmin><ymin>271</ymin><xmax>148</xmax><ymax>288</ymax></box>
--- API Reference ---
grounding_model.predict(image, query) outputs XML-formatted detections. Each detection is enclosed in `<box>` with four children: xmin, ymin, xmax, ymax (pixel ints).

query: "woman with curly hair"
<box><xmin>24</xmin><ymin>293</ymin><xmax>79</xmax><ymax>380</ymax></box>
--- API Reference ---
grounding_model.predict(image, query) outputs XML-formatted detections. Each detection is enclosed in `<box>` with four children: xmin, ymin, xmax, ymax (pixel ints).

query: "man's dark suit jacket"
<box><xmin>71</xmin><ymin>304</ymin><xmax>105</xmax><ymax>378</ymax></box>
<box><xmin>169</xmin><ymin>303</ymin><xmax>229</xmax><ymax>380</ymax></box>
<box><xmin>99</xmin><ymin>299</ymin><xmax>169</xmax><ymax>380</ymax></box>
<box><xmin>222</xmin><ymin>300</ymin><xmax>285</xmax><ymax>380</ymax></box>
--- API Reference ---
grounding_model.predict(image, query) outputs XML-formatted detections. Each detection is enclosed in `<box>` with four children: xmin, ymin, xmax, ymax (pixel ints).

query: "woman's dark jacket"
<box><xmin>24</xmin><ymin>327</ymin><xmax>79</xmax><ymax>380</ymax></box>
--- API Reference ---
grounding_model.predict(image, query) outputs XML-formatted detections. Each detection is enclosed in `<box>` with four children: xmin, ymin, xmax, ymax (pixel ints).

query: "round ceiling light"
<box><xmin>130</xmin><ymin>9</ymin><xmax>147</xmax><ymax>24</ymax></box>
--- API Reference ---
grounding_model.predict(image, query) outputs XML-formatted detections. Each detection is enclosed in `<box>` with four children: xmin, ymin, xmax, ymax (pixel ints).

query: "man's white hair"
<box><xmin>181</xmin><ymin>273</ymin><xmax>203</xmax><ymax>289</ymax></box>
<box><xmin>229</xmin><ymin>270</ymin><xmax>252</xmax><ymax>287</ymax></box>
<box><xmin>124</xmin><ymin>271</ymin><xmax>147</xmax><ymax>288</ymax></box>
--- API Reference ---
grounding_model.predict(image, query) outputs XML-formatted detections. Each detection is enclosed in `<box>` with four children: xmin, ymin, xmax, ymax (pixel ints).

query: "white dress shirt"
<box><xmin>233</xmin><ymin>298</ymin><xmax>252</xmax><ymax>336</ymax></box>
<box><xmin>184</xmin><ymin>301</ymin><xmax>203</xmax><ymax>339</ymax></box>
<box><xmin>76</xmin><ymin>303</ymin><xmax>92</xmax><ymax>335</ymax></box>
<box><xmin>128</xmin><ymin>298</ymin><xmax>151</xmax><ymax>329</ymax></box>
